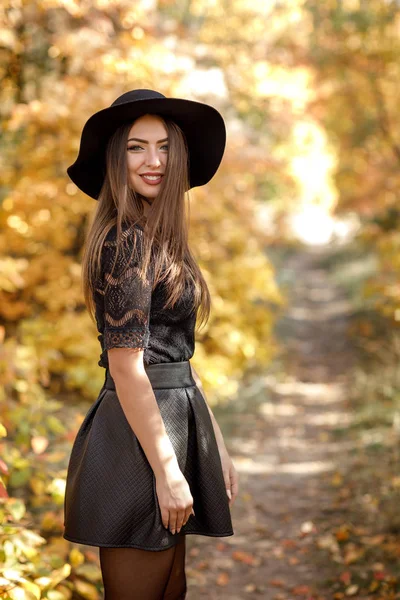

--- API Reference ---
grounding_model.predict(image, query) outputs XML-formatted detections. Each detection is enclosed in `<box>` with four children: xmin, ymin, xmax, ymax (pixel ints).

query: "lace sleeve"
<box><xmin>101</xmin><ymin>225</ymin><xmax>153</xmax><ymax>352</ymax></box>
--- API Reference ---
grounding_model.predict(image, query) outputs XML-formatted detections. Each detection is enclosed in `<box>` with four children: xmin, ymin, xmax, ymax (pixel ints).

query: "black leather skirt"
<box><xmin>63</xmin><ymin>360</ymin><xmax>234</xmax><ymax>550</ymax></box>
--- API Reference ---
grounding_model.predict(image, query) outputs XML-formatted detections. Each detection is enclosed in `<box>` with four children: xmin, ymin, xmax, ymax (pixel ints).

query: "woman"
<box><xmin>63</xmin><ymin>89</ymin><xmax>239</xmax><ymax>599</ymax></box>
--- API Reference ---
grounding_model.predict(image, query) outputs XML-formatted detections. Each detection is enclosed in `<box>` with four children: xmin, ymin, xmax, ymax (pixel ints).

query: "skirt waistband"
<box><xmin>104</xmin><ymin>360</ymin><xmax>196</xmax><ymax>390</ymax></box>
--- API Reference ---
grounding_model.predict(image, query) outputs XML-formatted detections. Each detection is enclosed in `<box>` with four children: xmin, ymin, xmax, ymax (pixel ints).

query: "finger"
<box><xmin>223</xmin><ymin>471</ymin><xmax>231</xmax><ymax>503</ymax></box>
<box><xmin>170</xmin><ymin>510</ymin><xmax>179</xmax><ymax>534</ymax></box>
<box><xmin>161</xmin><ymin>508</ymin><xmax>169</xmax><ymax>530</ymax></box>
<box><xmin>182</xmin><ymin>507</ymin><xmax>192</xmax><ymax>526</ymax></box>
<box><xmin>176</xmin><ymin>509</ymin><xmax>186</xmax><ymax>533</ymax></box>
<box><xmin>223</xmin><ymin>470</ymin><xmax>231</xmax><ymax>491</ymax></box>
<box><xmin>231</xmin><ymin>477</ymin><xmax>239</xmax><ymax>497</ymax></box>
<box><xmin>231</xmin><ymin>479</ymin><xmax>239</xmax><ymax>503</ymax></box>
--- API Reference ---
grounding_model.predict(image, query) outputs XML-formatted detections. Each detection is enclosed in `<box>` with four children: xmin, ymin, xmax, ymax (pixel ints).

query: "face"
<box><xmin>126</xmin><ymin>114</ymin><xmax>168</xmax><ymax>201</ymax></box>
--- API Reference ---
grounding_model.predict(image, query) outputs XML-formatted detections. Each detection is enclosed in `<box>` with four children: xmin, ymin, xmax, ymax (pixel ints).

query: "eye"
<box><xmin>127</xmin><ymin>145</ymin><xmax>143</xmax><ymax>151</ymax></box>
<box><xmin>160</xmin><ymin>144</ymin><xmax>169</xmax><ymax>151</ymax></box>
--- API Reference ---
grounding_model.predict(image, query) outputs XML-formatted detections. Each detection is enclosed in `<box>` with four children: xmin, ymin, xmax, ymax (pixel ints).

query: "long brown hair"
<box><xmin>81</xmin><ymin>114</ymin><xmax>211</xmax><ymax>330</ymax></box>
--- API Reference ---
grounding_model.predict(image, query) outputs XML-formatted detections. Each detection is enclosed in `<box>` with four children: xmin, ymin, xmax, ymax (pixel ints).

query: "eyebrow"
<box><xmin>127</xmin><ymin>137</ymin><xmax>168</xmax><ymax>143</ymax></box>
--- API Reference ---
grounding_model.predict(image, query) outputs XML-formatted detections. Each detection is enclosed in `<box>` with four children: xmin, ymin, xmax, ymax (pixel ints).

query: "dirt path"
<box><xmin>186</xmin><ymin>245</ymin><xmax>356</xmax><ymax>599</ymax></box>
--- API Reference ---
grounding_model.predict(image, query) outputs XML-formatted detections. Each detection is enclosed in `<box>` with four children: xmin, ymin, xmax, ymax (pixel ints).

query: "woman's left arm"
<box><xmin>190</xmin><ymin>364</ymin><xmax>239</xmax><ymax>507</ymax></box>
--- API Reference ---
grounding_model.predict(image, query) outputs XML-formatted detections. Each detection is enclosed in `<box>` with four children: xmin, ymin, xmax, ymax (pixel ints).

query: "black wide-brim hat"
<box><xmin>67</xmin><ymin>89</ymin><xmax>226</xmax><ymax>200</ymax></box>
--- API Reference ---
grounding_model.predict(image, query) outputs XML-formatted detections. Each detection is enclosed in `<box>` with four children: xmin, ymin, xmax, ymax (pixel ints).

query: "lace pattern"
<box><xmin>100</xmin><ymin>225</ymin><xmax>153</xmax><ymax>352</ymax></box>
<box><xmin>94</xmin><ymin>222</ymin><xmax>198</xmax><ymax>368</ymax></box>
<box><xmin>104</xmin><ymin>327</ymin><xmax>150</xmax><ymax>350</ymax></box>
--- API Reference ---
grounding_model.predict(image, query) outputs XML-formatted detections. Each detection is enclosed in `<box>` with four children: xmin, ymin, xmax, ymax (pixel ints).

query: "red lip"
<box><xmin>140</xmin><ymin>173</ymin><xmax>164</xmax><ymax>186</ymax></box>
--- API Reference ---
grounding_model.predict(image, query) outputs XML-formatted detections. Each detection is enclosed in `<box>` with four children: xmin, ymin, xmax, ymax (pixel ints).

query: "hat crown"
<box><xmin>111</xmin><ymin>89</ymin><xmax>166</xmax><ymax>107</ymax></box>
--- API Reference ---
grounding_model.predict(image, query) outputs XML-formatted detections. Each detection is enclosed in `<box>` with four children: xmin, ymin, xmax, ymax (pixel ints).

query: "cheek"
<box><xmin>127</xmin><ymin>154</ymin><xmax>142</xmax><ymax>172</ymax></box>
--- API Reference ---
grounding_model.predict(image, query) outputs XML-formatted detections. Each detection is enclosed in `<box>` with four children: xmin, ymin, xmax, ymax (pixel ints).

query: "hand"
<box><xmin>155</xmin><ymin>465</ymin><xmax>195</xmax><ymax>534</ymax></box>
<box><xmin>218</xmin><ymin>446</ymin><xmax>239</xmax><ymax>507</ymax></box>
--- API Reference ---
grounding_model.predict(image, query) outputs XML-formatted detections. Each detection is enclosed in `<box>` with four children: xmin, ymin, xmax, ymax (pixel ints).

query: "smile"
<box><xmin>140</xmin><ymin>174</ymin><xmax>164</xmax><ymax>185</ymax></box>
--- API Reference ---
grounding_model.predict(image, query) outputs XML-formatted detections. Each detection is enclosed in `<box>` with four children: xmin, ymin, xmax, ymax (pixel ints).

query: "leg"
<box><xmin>163</xmin><ymin>532</ymin><xmax>187</xmax><ymax>599</ymax></box>
<box><xmin>99</xmin><ymin>534</ymin><xmax>187</xmax><ymax>600</ymax></box>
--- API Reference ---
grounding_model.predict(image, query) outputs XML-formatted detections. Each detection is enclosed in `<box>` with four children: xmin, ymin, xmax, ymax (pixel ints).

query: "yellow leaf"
<box><xmin>30</xmin><ymin>477</ymin><xmax>46</xmax><ymax>496</ymax></box>
<box><xmin>369</xmin><ymin>580</ymin><xmax>380</xmax><ymax>592</ymax></box>
<box><xmin>34</xmin><ymin>577</ymin><xmax>52</xmax><ymax>588</ymax></box>
<box><xmin>45</xmin><ymin>564</ymin><xmax>71</xmax><ymax>591</ymax></box>
<box><xmin>331</xmin><ymin>472</ymin><xmax>343</xmax><ymax>486</ymax></box>
<box><xmin>47</xmin><ymin>592</ymin><xmax>67</xmax><ymax>600</ymax></box>
<box><xmin>20</xmin><ymin>579</ymin><xmax>41</xmax><ymax>600</ymax></box>
<box><xmin>48</xmin><ymin>586</ymin><xmax>72</xmax><ymax>599</ymax></box>
<box><xmin>41</xmin><ymin>512</ymin><xmax>59</xmax><ymax>531</ymax></box>
<box><xmin>9</xmin><ymin>587</ymin><xmax>37</xmax><ymax>600</ymax></box>
<box><xmin>69</xmin><ymin>548</ymin><xmax>85</xmax><ymax>568</ymax></box>
<box><xmin>46</xmin><ymin>415</ymin><xmax>66</xmax><ymax>435</ymax></box>
<box><xmin>53</xmin><ymin>584</ymin><xmax>73</xmax><ymax>600</ymax></box>
<box><xmin>36</xmin><ymin>572</ymin><xmax>69</xmax><ymax>591</ymax></box>
<box><xmin>21</xmin><ymin>529</ymin><xmax>46</xmax><ymax>547</ymax></box>
<box><xmin>74</xmin><ymin>579</ymin><xmax>99</xmax><ymax>600</ymax></box>
<box><xmin>7</xmin><ymin>498</ymin><xmax>26</xmax><ymax>521</ymax></box>
<box><xmin>75</xmin><ymin>563</ymin><xmax>102</xmax><ymax>583</ymax></box>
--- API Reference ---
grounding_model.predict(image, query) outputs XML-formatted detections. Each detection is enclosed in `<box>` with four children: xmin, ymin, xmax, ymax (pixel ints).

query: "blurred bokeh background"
<box><xmin>2</xmin><ymin>0</ymin><xmax>400</xmax><ymax>598</ymax></box>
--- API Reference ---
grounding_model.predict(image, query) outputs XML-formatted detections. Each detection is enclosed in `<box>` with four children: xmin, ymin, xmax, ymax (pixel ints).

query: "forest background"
<box><xmin>1</xmin><ymin>0</ymin><xmax>400</xmax><ymax>598</ymax></box>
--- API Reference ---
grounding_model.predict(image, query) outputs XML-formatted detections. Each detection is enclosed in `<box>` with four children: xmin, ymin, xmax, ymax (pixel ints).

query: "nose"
<box><xmin>145</xmin><ymin>147</ymin><xmax>161</xmax><ymax>168</ymax></box>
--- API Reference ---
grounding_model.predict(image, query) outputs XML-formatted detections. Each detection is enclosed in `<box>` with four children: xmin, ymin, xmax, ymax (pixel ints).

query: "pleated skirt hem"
<box><xmin>63</xmin><ymin>529</ymin><xmax>234</xmax><ymax>552</ymax></box>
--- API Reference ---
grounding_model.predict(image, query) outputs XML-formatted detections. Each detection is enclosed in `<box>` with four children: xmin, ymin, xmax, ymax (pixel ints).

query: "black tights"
<box><xmin>99</xmin><ymin>532</ymin><xmax>187</xmax><ymax>600</ymax></box>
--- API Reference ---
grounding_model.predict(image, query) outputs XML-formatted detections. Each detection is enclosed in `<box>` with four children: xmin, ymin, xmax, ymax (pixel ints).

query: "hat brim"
<box><xmin>67</xmin><ymin>97</ymin><xmax>226</xmax><ymax>199</ymax></box>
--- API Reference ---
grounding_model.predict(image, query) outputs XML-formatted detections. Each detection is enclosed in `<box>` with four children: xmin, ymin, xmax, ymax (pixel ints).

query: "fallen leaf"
<box><xmin>368</xmin><ymin>580</ymin><xmax>380</xmax><ymax>593</ymax></box>
<box><xmin>216</xmin><ymin>572</ymin><xmax>229</xmax><ymax>586</ymax></box>
<box><xmin>339</xmin><ymin>571</ymin><xmax>351</xmax><ymax>585</ymax></box>
<box><xmin>345</xmin><ymin>585</ymin><xmax>358</xmax><ymax>596</ymax></box>
<box><xmin>232</xmin><ymin>550</ymin><xmax>257</xmax><ymax>565</ymax></box>
<box><xmin>331</xmin><ymin>472</ymin><xmax>343</xmax><ymax>486</ymax></box>
<box><xmin>292</xmin><ymin>585</ymin><xmax>311</xmax><ymax>595</ymax></box>
<box><xmin>268</xmin><ymin>579</ymin><xmax>285</xmax><ymax>587</ymax></box>
<box><xmin>216</xmin><ymin>542</ymin><xmax>227</xmax><ymax>551</ymax></box>
<box><xmin>300</xmin><ymin>521</ymin><xmax>315</xmax><ymax>535</ymax></box>
<box><xmin>343</xmin><ymin>546</ymin><xmax>364</xmax><ymax>564</ymax></box>
<box><xmin>335</xmin><ymin>525</ymin><xmax>350</xmax><ymax>542</ymax></box>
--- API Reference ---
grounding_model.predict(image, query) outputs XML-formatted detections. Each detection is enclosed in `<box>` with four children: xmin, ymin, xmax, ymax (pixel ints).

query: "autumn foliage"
<box><xmin>2</xmin><ymin>0</ymin><xmax>400</xmax><ymax>596</ymax></box>
<box><xmin>0</xmin><ymin>0</ymin><xmax>285</xmax><ymax>596</ymax></box>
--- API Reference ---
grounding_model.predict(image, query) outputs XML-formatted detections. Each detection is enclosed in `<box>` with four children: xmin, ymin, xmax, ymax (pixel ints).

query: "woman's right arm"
<box><xmin>109</xmin><ymin>348</ymin><xmax>194</xmax><ymax>534</ymax></box>
<box><xmin>108</xmin><ymin>347</ymin><xmax>179</xmax><ymax>479</ymax></box>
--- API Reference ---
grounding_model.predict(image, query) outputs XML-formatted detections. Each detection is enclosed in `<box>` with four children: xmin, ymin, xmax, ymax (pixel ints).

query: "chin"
<box><xmin>135</xmin><ymin>191</ymin><xmax>157</xmax><ymax>203</ymax></box>
<box><xmin>141</xmin><ymin>191</ymin><xmax>158</xmax><ymax>200</ymax></box>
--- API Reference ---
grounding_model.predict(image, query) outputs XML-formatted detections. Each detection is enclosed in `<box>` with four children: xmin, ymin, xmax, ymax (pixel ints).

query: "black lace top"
<box><xmin>94</xmin><ymin>222</ymin><xmax>198</xmax><ymax>369</ymax></box>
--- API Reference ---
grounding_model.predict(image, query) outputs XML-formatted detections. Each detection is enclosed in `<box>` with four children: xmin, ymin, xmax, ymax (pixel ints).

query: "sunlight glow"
<box><xmin>233</xmin><ymin>456</ymin><xmax>336</xmax><ymax>475</ymax></box>
<box><xmin>290</xmin><ymin>205</ymin><xmax>335</xmax><ymax>245</ymax></box>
